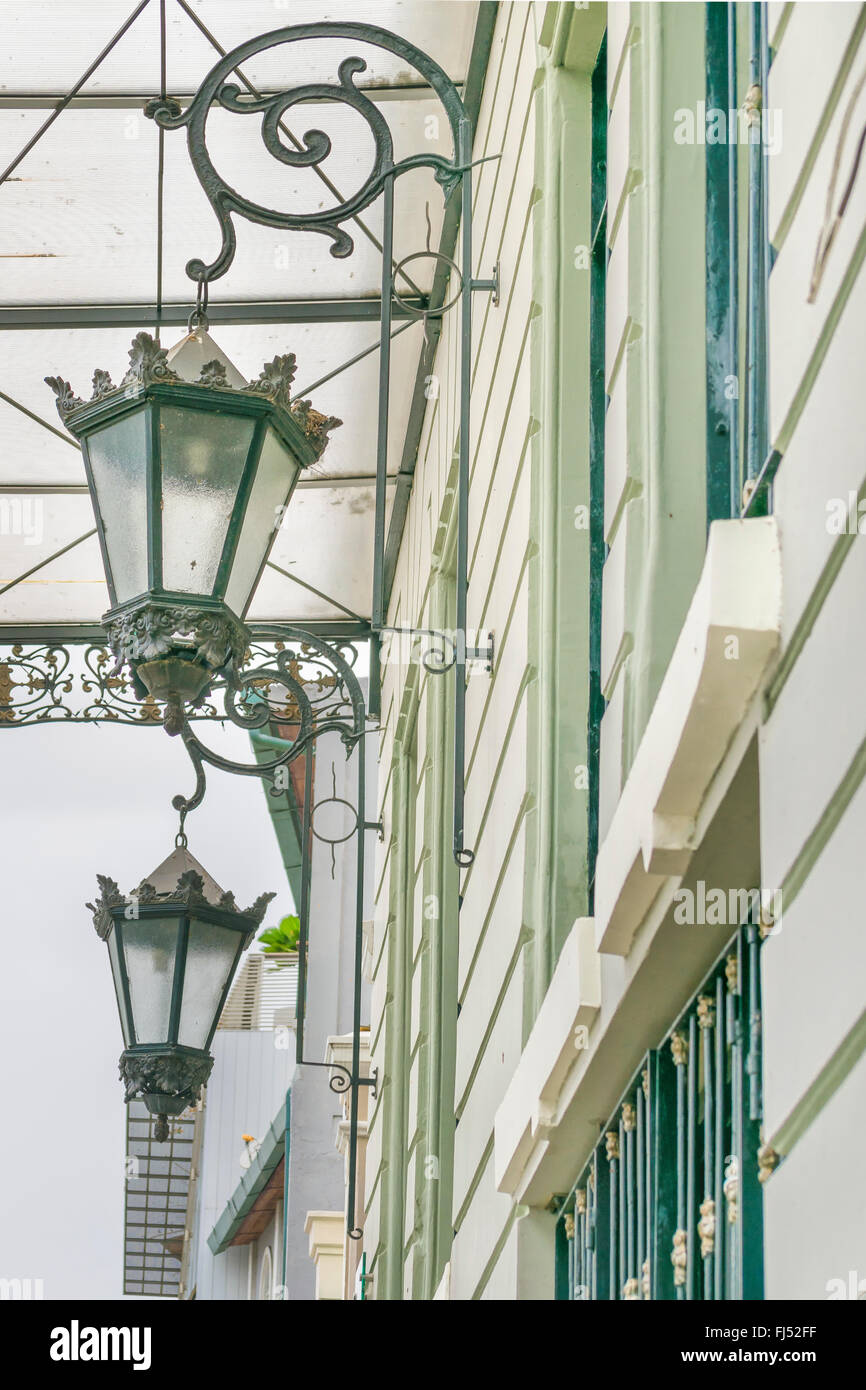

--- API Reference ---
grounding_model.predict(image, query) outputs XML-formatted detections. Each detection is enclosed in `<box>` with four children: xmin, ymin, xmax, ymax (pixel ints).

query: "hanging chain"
<box><xmin>187</xmin><ymin>278</ymin><xmax>209</xmax><ymax>334</ymax></box>
<box><xmin>175</xmin><ymin>803</ymin><xmax>189</xmax><ymax>849</ymax></box>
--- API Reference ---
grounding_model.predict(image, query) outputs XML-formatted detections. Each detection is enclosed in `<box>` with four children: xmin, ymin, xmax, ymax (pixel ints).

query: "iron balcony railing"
<box><xmin>556</xmin><ymin>922</ymin><xmax>765</xmax><ymax>1300</ymax></box>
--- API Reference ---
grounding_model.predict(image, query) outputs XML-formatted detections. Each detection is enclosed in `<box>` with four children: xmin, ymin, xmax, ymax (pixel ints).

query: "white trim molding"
<box><xmin>304</xmin><ymin>1211</ymin><xmax>345</xmax><ymax>1301</ymax></box>
<box><xmin>595</xmin><ymin>518</ymin><xmax>783</xmax><ymax>956</ymax></box>
<box><xmin>494</xmin><ymin>918</ymin><xmax>601</xmax><ymax>1197</ymax></box>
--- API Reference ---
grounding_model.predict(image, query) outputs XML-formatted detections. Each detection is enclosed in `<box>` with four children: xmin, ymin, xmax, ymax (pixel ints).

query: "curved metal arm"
<box><xmin>170</xmin><ymin>627</ymin><xmax>367</xmax><ymax>821</ymax></box>
<box><xmin>146</xmin><ymin>22</ymin><xmax>469</xmax><ymax>283</ymax></box>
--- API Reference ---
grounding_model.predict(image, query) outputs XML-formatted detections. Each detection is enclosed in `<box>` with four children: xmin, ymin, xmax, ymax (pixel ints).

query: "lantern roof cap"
<box><xmin>44</xmin><ymin>330</ymin><xmax>342</xmax><ymax>460</ymax></box>
<box><xmin>141</xmin><ymin>845</ymin><xmax>226</xmax><ymax>902</ymax></box>
<box><xmin>86</xmin><ymin>852</ymin><xmax>276</xmax><ymax>938</ymax></box>
<box><xmin>164</xmin><ymin>328</ymin><xmax>248</xmax><ymax>389</ymax></box>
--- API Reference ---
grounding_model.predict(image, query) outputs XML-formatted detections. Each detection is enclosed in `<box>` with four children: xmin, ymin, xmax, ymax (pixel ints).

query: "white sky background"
<box><xmin>0</xmin><ymin>718</ymin><xmax>295</xmax><ymax>1300</ymax></box>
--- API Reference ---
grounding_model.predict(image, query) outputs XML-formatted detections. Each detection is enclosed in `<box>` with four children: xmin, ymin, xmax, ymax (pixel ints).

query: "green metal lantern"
<box><xmin>46</xmin><ymin>329</ymin><xmax>340</xmax><ymax>723</ymax></box>
<box><xmin>87</xmin><ymin>846</ymin><xmax>275</xmax><ymax>1140</ymax></box>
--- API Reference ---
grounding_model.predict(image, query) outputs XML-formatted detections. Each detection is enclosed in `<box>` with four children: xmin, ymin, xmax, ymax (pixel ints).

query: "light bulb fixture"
<box><xmin>87</xmin><ymin>843</ymin><xmax>275</xmax><ymax>1142</ymax></box>
<box><xmin>46</xmin><ymin>327</ymin><xmax>340</xmax><ymax>730</ymax></box>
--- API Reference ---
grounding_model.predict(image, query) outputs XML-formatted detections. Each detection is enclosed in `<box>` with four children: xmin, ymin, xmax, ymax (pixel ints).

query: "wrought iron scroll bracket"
<box><xmin>378</xmin><ymin>625</ymin><xmax>495</xmax><ymax>677</ymax></box>
<box><xmin>145</xmin><ymin>22</ymin><xmax>472</xmax><ymax>286</ymax></box>
<box><xmin>300</xmin><ymin>1059</ymin><xmax>378</xmax><ymax>1101</ymax></box>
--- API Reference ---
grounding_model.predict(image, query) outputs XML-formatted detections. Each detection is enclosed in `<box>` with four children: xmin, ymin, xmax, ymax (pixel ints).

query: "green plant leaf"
<box><xmin>256</xmin><ymin>914</ymin><xmax>300</xmax><ymax>953</ymax></box>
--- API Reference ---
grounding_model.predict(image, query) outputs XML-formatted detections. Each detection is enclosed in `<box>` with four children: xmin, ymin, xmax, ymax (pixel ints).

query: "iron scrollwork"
<box><xmin>145</xmin><ymin>23</ymin><xmax>469</xmax><ymax>285</ymax></box>
<box><xmin>0</xmin><ymin>643</ymin><xmax>211</xmax><ymax>726</ymax></box>
<box><xmin>168</xmin><ymin>627</ymin><xmax>366</xmax><ymax>821</ymax></box>
<box><xmin>0</xmin><ymin>635</ymin><xmax>366</xmax><ymax>728</ymax></box>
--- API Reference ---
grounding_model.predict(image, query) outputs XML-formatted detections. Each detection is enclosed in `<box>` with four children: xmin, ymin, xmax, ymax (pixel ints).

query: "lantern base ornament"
<box><xmin>103</xmin><ymin>595</ymin><xmax>251</xmax><ymax>730</ymax></box>
<box><xmin>119</xmin><ymin>1045</ymin><xmax>214</xmax><ymax>1124</ymax></box>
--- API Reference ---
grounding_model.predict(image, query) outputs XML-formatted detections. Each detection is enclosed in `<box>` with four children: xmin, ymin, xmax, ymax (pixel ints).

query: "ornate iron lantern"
<box><xmin>46</xmin><ymin>328</ymin><xmax>340</xmax><ymax>728</ymax></box>
<box><xmin>87</xmin><ymin>845</ymin><xmax>274</xmax><ymax>1140</ymax></box>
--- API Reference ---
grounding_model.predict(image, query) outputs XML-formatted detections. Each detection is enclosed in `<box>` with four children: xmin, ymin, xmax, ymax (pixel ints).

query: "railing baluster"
<box><xmin>687</xmin><ymin>1012</ymin><xmax>697</xmax><ymax>1300</ymax></box>
<box><xmin>636</xmin><ymin>1080</ymin><xmax>646</xmax><ymax>1298</ymax></box>
<box><xmin>714</xmin><ymin>972</ymin><xmax>726</xmax><ymax>1300</ymax></box>
<box><xmin>672</xmin><ymin>1030</ymin><xmax>688</xmax><ymax>1300</ymax></box>
<box><xmin>742</xmin><ymin>921</ymin><xmax>765</xmax><ymax>1298</ymax></box>
<box><xmin>618</xmin><ymin>1112</ymin><xmax>628</xmax><ymax>1296</ymax></box>
<box><xmin>555</xmin><ymin>926</ymin><xmax>765</xmax><ymax>1302</ymax></box>
<box><xmin>595</xmin><ymin>1146</ymin><xmax>612</xmax><ymax>1300</ymax></box>
<box><xmin>607</xmin><ymin>1128</ymin><xmax>619</xmax><ymax>1300</ymax></box>
<box><xmin>699</xmin><ymin>993</ymin><xmax>715</xmax><ymax>1299</ymax></box>
<box><xmin>588</xmin><ymin>1158</ymin><xmax>597</xmax><ymax>1301</ymax></box>
<box><xmin>624</xmin><ymin>1100</ymin><xmax>637</xmax><ymax>1298</ymax></box>
<box><xmin>576</xmin><ymin>1189</ymin><xmax>587</xmax><ymax>1300</ymax></box>
<box><xmin>732</xmin><ymin>931</ymin><xmax>744</xmax><ymax>1300</ymax></box>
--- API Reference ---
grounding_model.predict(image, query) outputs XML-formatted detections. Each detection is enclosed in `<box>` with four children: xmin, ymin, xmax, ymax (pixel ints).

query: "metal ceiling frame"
<box><xmin>0</xmin><ymin>82</ymin><xmax>460</xmax><ymax>109</ymax></box>
<box><xmin>0</xmin><ymin>297</ymin><xmax>425</xmax><ymax>329</ymax></box>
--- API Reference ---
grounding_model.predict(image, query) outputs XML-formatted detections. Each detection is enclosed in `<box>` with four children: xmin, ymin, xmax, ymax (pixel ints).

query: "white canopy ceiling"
<box><xmin>0</xmin><ymin>0</ymin><xmax>480</xmax><ymax>629</ymax></box>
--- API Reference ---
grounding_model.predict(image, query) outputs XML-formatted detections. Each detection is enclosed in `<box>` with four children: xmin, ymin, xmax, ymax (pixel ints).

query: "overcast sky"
<box><xmin>0</xmin><ymin>718</ymin><xmax>294</xmax><ymax>1300</ymax></box>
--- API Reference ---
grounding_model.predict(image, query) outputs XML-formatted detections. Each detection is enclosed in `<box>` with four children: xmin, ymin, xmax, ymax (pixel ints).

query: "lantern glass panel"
<box><xmin>122</xmin><ymin>916</ymin><xmax>180</xmax><ymax>1045</ymax></box>
<box><xmin>177</xmin><ymin>919</ymin><xmax>242</xmax><ymax>1050</ymax></box>
<box><xmin>159</xmin><ymin>405</ymin><xmax>255</xmax><ymax>595</ymax></box>
<box><xmin>86</xmin><ymin>407</ymin><xmax>149</xmax><ymax>603</ymax></box>
<box><xmin>107</xmin><ymin>925</ymin><xmax>131</xmax><ymax>1047</ymax></box>
<box><xmin>224</xmin><ymin>427</ymin><xmax>300</xmax><ymax>617</ymax></box>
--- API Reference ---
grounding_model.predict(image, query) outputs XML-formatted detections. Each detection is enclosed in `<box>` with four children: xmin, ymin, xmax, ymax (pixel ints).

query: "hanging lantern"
<box><xmin>46</xmin><ymin>328</ymin><xmax>340</xmax><ymax>728</ymax></box>
<box><xmin>87</xmin><ymin>846</ymin><xmax>275</xmax><ymax>1140</ymax></box>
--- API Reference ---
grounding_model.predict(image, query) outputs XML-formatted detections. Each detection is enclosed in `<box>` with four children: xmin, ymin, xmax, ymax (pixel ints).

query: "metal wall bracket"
<box><xmin>378</xmin><ymin>625</ymin><xmax>494</xmax><ymax>677</ymax></box>
<box><xmin>359</xmin><ymin>1067</ymin><xmax>379</xmax><ymax>1100</ymax></box>
<box><xmin>364</xmin><ymin>819</ymin><xmax>385</xmax><ymax>842</ymax></box>
<box><xmin>471</xmin><ymin>261</ymin><xmax>500</xmax><ymax>305</ymax></box>
<box><xmin>467</xmin><ymin>631</ymin><xmax>495</xmax><ymax>673</ymax></box>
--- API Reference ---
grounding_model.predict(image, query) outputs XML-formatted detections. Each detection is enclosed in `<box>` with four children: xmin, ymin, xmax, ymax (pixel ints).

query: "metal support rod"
<box><xmin>264</xmin><ymin>559</ymin><xmax>366</xmax><ymax>624</ymax></box>
<box><xmin>281</xmin><ymin>1085</ymin><xmax>290</xmax><ymax>1295</ymax></box>
<box><xmin>346</xmin><ymin>726</ymin><xmax>367</xmax><ymax>1240</ymax></box>
<box><xmin>705</xmin><ymin>0</ymin><xmax>737</xmax><ymax>525</ymax></box>
<box><xmin>453</xmin><ymin>117</ymin><xmax>474</xmax><ymax>869</ymax></box>
<box><xmin>0</xmin><ymin>299</ymin><xmax>425</xmax><ymax>330</ymax></box>
<box><xmin>294</xmin><ymin>750</ymin><xmax>314</xmax><ymax>1061</ymax></box>
<box><xmin>0</xmin><ymin>389</ymin><xmax>80</xmax><ymax>448</ymax></box>
<box><xmin>0</xmin><ymin>0</ymin><xmax>153</xmax><ymax>187</ymax></box>
<box><xmin>744</xmin><ymin>1</ymin><xmax>769</xmax><ymax>485</ymax></box>
<box><xmin>367</xmin><ymin>631</ymin><xmax>382</xmax><ymax>722</ymax></box>
<box><xmin>0</xmin><ymin>83</ymin><xmax>458</xmax><ymax>110</ymax></box>
<box><xmin>727</xmin><ymin>1</ymin><xmax>740</xmax><ymax>509</ymax></box>
<box><xmin>372</xmin><ymin>175</ymin><xmax>395</xmax><ymax>631</ymax></box>
<box><xmin>0</xmin><ymin>528</ymin><xmax>97</xmax><ymax>598</ymax></box>
<box><xmin>714</xmin><ymin>973</ymin><xmax>725</xmax><ymax>1301</ymax></box>
<box><xmin>293</xmin><ymin>317</ymin><xmax>416</xmax><ymax>400</ymax></box>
